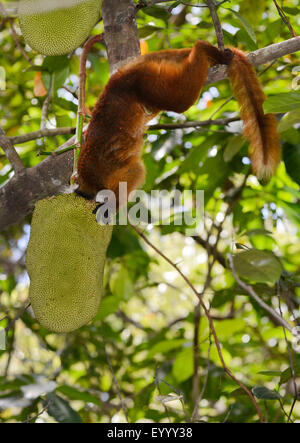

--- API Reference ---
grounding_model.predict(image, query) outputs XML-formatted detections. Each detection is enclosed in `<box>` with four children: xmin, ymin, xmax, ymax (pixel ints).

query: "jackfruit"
<box><xmin>26</xmin><ymin>194</ymin><xmax>113</xmax><ymax>333</ymax></box>
<box><xmin>18</xmin><ymin>0</ymin><xmax>102</xmax><ymax>56</ymax></box>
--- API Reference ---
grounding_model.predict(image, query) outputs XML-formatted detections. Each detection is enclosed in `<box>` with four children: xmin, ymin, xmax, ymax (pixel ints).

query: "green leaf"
<box><xmin>53</xmin><ymin>97</ymin><xmax>78</xmax><ymax>113</ymax></box>
<box><xmin>214</xmin><ymin>318</ymin><xmax>246</xmax><ymax>340</ymax></box>
<box><xmin>283</xmin><ymin>142</ymin><xmax>300</xmax><ymax>186</ymax></box>
<box><xmin>229</xmin><ymin>387</ymin><xmax>249</xmax><ymax>398</ymax></box>
<box><xmin>264</xmin><ymin>92</ymin><xmax>300</xmax><ymax>114</ymax></box>
<box><xmin>41</xmin><ymin>71</ymin><xmax>51</xmax><ymax>92</ymax></box>
<box><xmin>109</xmin><ymin>266</ymin><xmax>134</xmax><ymax>300</ymax></box>
<box><xmin>228</xmin><ymin>9</ymin><xmax>257</xmax><ymax>44</ymax></box>
<box><xmin>196</xmin><ymin>146</ymin><xmax>234</xmax><ymax>204</ymax></box>
<box><xmin>94</xmin><ymin>295</ymin><xmax>120</xmax><ymax>320</ymax></box>
<box><xmin>53</xmin><ymin>66</ymin><xmax>70</xmax><ymax>93</ymax></box>
<box><xmin>177</xmin><ymin>134</ymin><xmax>217</xmax><ymax>175</ymax></box>
<box><xmin>148</xmin><ymin>339</ymin><xmax>186</xmax><ymax>358</ymax></box>
<box><xmin>279</xmin><ymin>363</ymin><xmax>300</xmax><ymax>385</ymax></box>
<box><xmin>233</xmin><ymin>249</ymin><xmax>282</xmax><ymax>283</ymax></box>
<box><xmin>252</xmin><ymin>386</ymin><xmax>281</xmax><ymax>400</ymax></box>
<box><xmin>258</xmin><ymin>371</ymin><xmax>282</xmax><ymax>377</ymax></box>
<box><xmin>56</xmin><ymin>385</ymin><xmax>101</xmax><ymax>407</ymax></box>
<box><xmin>282</xmin><ymin>7</ymin><xmax>300</xmax><ymax>15</ymax></box>
<box><xmin>138</xmin><ymin>25</ymin><xmax>163</xmax><ymax>39</ymax></box>
<box><xmin>46</xmin><ymin>393</ymin><xmax>82</xmax><ymax>423</ymax></box>
<box><xmin>235</xmin><ymin>29</ymin><xmax>257</xmax><ymax>52</ymax></box>
<box><xmin>143</xmin><ymin>153</ymin><xmax>164</xmax><ymax>191</ymax></box>
<box><xmin>143</xmin><ymin>6</ymin><xmax>170</xmax><ymax>22</ymax></box>
<box><xmin>107</xmin><ymin>226</ymin><xmax>142</xmax><ymax>258</ymax></box>
<box><xmin>223</xmin><ymin>135</ymin><xmax>245</xmax><ymax>162</ymax></box>
<box><xmin>42</xmin><ymin>56</ymin><xmax>69</xmax><ymax>74</ymax></box>
<box><xmin>172</xmin><ymin>347</ymin><xmax>193</xmax><ymax>383</ymax></box>
<box><xmin>278</xmin><ymin>110</ymin><xmax>300</xmax><ymax>133</ymax></box>
<box><xmin>239</xmin><ymin>0</ymin><xmax>266</xmax><ymax>26</ymax></box>
<box><xmin>1</xmin><ymin>275</ymin><xmax>16</xmax><ymax>294</ymax></box>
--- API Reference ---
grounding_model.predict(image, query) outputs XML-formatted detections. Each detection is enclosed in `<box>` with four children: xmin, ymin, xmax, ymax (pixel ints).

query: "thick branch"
<box><xmin>207</xmin><ymin>36</ymin><xmax>300</xmax><ymax>85</ymax></box>
<box><xmin>0</xmin><ymin>150</ymin><xmax>73</xmax><ymax>230</ymax></box>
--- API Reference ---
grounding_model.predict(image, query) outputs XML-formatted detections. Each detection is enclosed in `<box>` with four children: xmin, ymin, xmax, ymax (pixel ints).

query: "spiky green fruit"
<box><xmin>18</xmin><ymin>0</ymin><xmax>102</xmax><ymax>56</ymax></box>
<box><xmin>26</xmin><ymin>194</ymin><xmax>113</xmax><ymax>333</ymax></box>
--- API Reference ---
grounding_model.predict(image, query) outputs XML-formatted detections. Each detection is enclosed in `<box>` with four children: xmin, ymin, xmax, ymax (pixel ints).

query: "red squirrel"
<box><xmin>75</xmin><ymin>41</ymin><xmax>281</xmax><ymax>207</ymax></box>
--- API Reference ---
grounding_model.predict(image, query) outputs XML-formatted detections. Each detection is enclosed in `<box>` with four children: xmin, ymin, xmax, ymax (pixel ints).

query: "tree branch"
<box><xmin>9</xmin><ymin>127</ymin><xmax>76</xmax><ymax>145</ymax></box>
<box><xmin>6</xmin><ymin>117</ymin><xmax>238</xmax><ymax>146</ymax></box>
<box><xmin>149</xmin><ymin>116</ymin><xmax>238</xmax><ymax>130</ymax></box>
<box><xmin>206</xmin><ymin>36</ymin><xmax>300</xmax><ymax>85</ymax></box>
<box><xmin>0</xmin><ymin>126</ymin><xmax>24</xmax><ymax>174</ymax></box>
<box><xmin>0</xmin><ymin>149</ymin><xmax>74</xmax><ymax>230</ymax></box>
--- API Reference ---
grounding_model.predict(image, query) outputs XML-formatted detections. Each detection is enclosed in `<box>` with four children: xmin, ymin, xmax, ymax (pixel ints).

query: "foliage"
<box><xmin>0</xmin><ymin>0</ymin><xmax>300</xmax><ymax>423</ymax></box>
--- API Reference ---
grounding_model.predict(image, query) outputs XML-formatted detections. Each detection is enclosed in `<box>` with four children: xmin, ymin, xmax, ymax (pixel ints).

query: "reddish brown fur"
<box><xmin>76</xmin><ymin>41</ymin><xmax>280</xmax><ymax>206</ymax></box>
<box><xmin>227</xmin><ymin>48</ymin><xmax>281</xmax><ymax>179</ymax></box>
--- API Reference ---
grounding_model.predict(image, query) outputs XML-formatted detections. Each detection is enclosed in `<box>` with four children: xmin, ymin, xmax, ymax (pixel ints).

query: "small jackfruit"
<box><xmin>18</xmin><ymin>0</ymin><xmax>102</xmax><ymax>56</ymax></box>
<box><xmin>26</xmin><ymin>194</ymin><xmax>113</xmax><ymax>333</ymax></box>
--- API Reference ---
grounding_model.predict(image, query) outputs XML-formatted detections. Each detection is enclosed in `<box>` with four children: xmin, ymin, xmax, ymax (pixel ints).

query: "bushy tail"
<box><xmin>227</xmin><ymin>48</ymin><xmax>281</xmax><ymax>180</ymax></box>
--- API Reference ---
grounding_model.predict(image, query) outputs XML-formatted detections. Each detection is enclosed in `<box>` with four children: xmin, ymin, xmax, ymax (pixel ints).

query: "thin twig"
<box><xmin>272</xmin><ymin>0</ymin><xmax>297</xmax><ymax>38</ymax></box>
<box><xmin>23</xmin><ymin>401</ymin><xmax>51</xmax><ymax>423</ymax></box>
<box><xmin>5</xmin><ymin>302</ymin><xmax>31</xmax><ymax>332</ymax></box>
<box><xmin>116</xmin><ymin>309</ymin><xmax>144</xmax><ymax>330</ymax></box>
